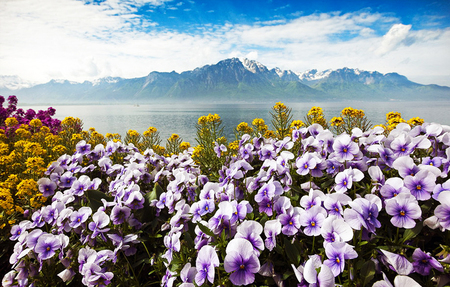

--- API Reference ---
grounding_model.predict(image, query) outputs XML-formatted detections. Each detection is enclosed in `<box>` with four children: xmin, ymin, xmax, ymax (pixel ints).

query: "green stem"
<box><xmin>122</xmin><ymin>250</ymin><xmax>140</xmax><ymax>286</ymax></box>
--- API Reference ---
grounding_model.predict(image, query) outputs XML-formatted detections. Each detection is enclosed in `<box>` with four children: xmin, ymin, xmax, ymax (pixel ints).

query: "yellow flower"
<box><xmin>61</xmin><ymin>117</ymin><xmax>76</xmax><ymax>126</ymax></box>
<box><xmin>52</xmin><ymin>145</ymin><xmax>67</xmax><ymax>154</ymax></box>
<box><xmin>206</xmin><ymin>113</ymin><xmax>221</xmax><ymax>123</ymax></box>
<box><xmin>29</xmin><ymin>119</ymin><xmax>43</xmax><ymax>128</ymax></box>
<box><xmin>169</xmin><ymin>133</ymin><xmax>179</xmax><ymax>141</ymax></box>
<box><xmin>179</xmin><ymin>142</ymin><xmax>190</xmax><ymax>150</ymax></box>
<box><xmin>25</xmin><ymin>157</ymin><xmax>46</xmax><ymax>173</ymax></box>
<box><xmin>5</xmin><ymin>117</ymin><xmax>18</xmax><ymax>127</ymax></box>
<box><xmin>143</xmin><ymin>127</ymin><xmax>157</xmax><ymax>136</ymax></box>
<box><xmin>127</xmin><ymin>130</ymin><xmax>140</xmax><ymax>137</ymax></box>
<box><xmin>386</xmin><ymin>111</ymin><xmax>402</xmax><ymax>121</ymax></box>
<box><xmin>71</xmin><ymin>133</ymin><xmax>83</xmax><ymax>142</ymax></box>
<box><xmin>307</xmin><ymin>106</ymin><xmax>324</xmax><ymax>116</ymax></box>
<box><xmin>0</xmin><ymin>142</ymin><xmax>9</xmax><ymax>155</ymax></box>
<box><xmin>290</xmin><ymin>120</ymin><xmax>305</xmax><ymax>129</ymax></box>
<box><xmin>407</xmin><ymin>117</ymin><xmax>424</xmax><ymax>127</ymax></box>
<box><xmin>0</xmin><ymin>188</ymin><xmax>14</xmax><ymax>212</ymax></box>
<box><xmin>341</xmin><ymin>107</ymin><xmax>356</xmax><ymax>117</ymax></box>
<box><xmin>25</xmin><ymin>142</ymin><xmax>44</xmax><ymax>156</ymax></box>
<box><xmin>252</xmin><ymin>118</ymin><xmax>268</xmax><ymax>132</ymax></box>
<box><xmin>263</xmin><ymin>130</ymin><xmax>276</xmax><ymax>139</ymax></box>
<box><xmin>40</xmin><ymin>126</ymin><xmax>51</xmax><ymax>134</ymax></box>
<box><xmin>228</xmin><ymin>140</ymin><xmax>239</xmax><ymax>150</ymax></box>
<box><xmin>198</xmin><ymin>116</ymin><xmax>207</xmax><ymax>125</ymax></box>
<box><xmin>16</xmin><ymin>179</ymin><xmax>38</xmax><ymax>198</ymax></box>
<box><xmin>192</xmin><ymin>145</ymin><xmax>204</xmax><ymax>158</ymax></box>
<box><xmin>15</xmin><ymin>128</ymin><xmax>31</xmax><ymax>138</ymax></box>
<box><xmin>273</xmin><ymin>102</ymin><xmax>287</xmax><ymax>110</ymax></box>
<box><xmin>330</xmin><ymin>116</ymin><xmax>344</xmax><ymax>126</ymax></box>
<box><xmin>236</xmin><ymin>122</ymin><xmax>253</xmax><ymax>134</ymax></box>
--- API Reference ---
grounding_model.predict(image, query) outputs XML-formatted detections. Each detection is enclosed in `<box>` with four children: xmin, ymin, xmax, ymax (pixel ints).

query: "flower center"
<box><xmin>310</xmin><ymin>221</ymin><xmax>316</xmax><ymax>227</ymax></box>
<box><xmin>343</xmin><ymin>148</ymin><xmax>348</xmax><ymax>153</ymax></box>
<box><xmin>416</xmin><ymin>185</ymin><xmax>422</xmax><ymax>190</ymax></box>
<box><xmin>421</xmin><ymin>259</ymin><xmax>428</xmax><ymax>263</ymax></box>
<box><xmin>400</xmin><ymin>210</ymin><xmax>405</xmax><ymax>216</ymax></box>
<box><xmin>343</xmin><ymin>180</ymin><xmax>347</xmax><ymax>186</ymax></box>
<box><xmin>289</xmin><ymin>221</ymin><xmax>293</xmax><ymax>225</ymax></box>
<box><xmin>336</xmin><ymin>257</ymin><xmax>340</xmax><ymax>263</ymax></box>
<box><xmin>205</xmin><ymin>206</ymin><xmax>208</xmax><ymax>211</ymax></box>
<box><xmin>240</xmin><ymin>264</ymin><xmax>245</xmax><ymax>269</ymax></box>
<box><xmin>46</xmin><ymin>247</ymin><xmax>51</xmax><ymax>251</ymax></box>
<box><xmin>334</xmin><ymin>207</ymin><xmax>339</xmax><ymax>212</ymax></box>
<box><xmin>401</xmin><ymin>147</ymin><xmax>405</xmax><ymax>152</ymax></box>
<box><xmin>304</xmin><ymin>164</ymin><xmax>308</xmax><ymax>169</ymax></box>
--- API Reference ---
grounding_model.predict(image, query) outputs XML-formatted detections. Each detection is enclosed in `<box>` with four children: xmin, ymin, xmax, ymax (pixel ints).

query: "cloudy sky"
<box><xmin>1</xmin><ymin>0</ymin><xmax>450</xmax><ymax>87</ymax></box>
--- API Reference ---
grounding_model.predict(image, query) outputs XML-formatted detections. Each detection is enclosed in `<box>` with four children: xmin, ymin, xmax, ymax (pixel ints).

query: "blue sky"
<box><xmin>1</xmin><ymin>0</ymin><xmax>449</xmax><ymax>87</ymax></box>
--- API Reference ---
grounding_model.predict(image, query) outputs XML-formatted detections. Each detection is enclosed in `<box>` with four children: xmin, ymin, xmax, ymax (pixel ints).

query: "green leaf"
<box><xmin>86</xmin><ymin>189</ymin><xmax>113</xmax><ymax>211</ymax></box>
<box><xmin>402</xmin><ymin>221</ymin><xmax>423</xmax><ymax>243</ymax></box>
<box><xmin>360</xmin><ymin>260</ymin><xmax>376</xmax><ymax>286</ymax></box>
<box><xmin>283</xmin><ymin>238</ymin><xmax>301</xmax><ymax>266</ymax></box>
<box><xmin>146</xmin><ymin>182</ymin><xmax>164</xmax><ymax>202</ymax></box>
<box><xmin>197</xmin><ymin>222</ymin><xmax>215</xmax><ymax>238</ymax></box>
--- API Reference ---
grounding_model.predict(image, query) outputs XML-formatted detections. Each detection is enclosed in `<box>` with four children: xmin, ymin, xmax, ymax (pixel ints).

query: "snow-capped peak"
<box><xmin>239</xmin><ymin>58</ymin><xmax>267</xmax><ymax>73</ymax></box>
<box><xmin>297</xmin><ymin>69</ymin><xmax>333</xmax><ymax>81</ymax></box>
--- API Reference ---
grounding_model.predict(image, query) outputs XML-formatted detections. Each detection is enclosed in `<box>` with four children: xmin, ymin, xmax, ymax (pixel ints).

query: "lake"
<box><xmin>19</xmin><ymin>101</ymin><xmax>450</xmax><ymax>144</ymax></box>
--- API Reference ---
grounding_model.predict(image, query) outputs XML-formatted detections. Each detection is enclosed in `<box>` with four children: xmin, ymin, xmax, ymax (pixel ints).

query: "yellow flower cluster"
<box><xmin>252</xmin><ymin>118</ymin><xmax>268</xmax><ymax>133</ymax></box>
<box><xmin>0</xmin><ymin>116</ymin><xmax>87</xmax><ymax>234</ymax></box>
<box><xmin>169</xmin><ymin>133</ymin><xmax>180</xmax><ymax>141</ymax></box>
<box><xmin>179</xmin><ymin>141</ymin><xmax>191</xmax><ymax>151</ymax></box>
<box><xmin>273</xmin><ymin>102</ymin><xmax>287</xmax><ymax>111</ymax></box>
<box><xmin>307</xmin><ymin>106</ymin><xmax>324</xmax><ymax>116</ymax></box>
<box><xmin>143</xmin><ymin>126</ymin><xmax>158</xmax><ymax>136</ymax></box>
<box><xmin>407</xmin><ymin>117</ymin><xmax>424</xmax><ymax>127</ymax></box>
<box><xmin>236</xmin><ymin>122</ymin><xmax>253</xmax><ymax>134</ymax></box>
<box><xmin>198</xmin><ymin>113</ymin><xmax>221</xmax><ymax>125</ymax></box>
<box><xmin>305</xmin><ymin>106</ymin><xmax>328</xmax><ymax>128</ymax></box>
<box><xmin>290</xmin><ymin>120</ymin><xmax>305</xmax><ymax>129</ymax></box>
<box><xmin>330</xmin><ymin>116</ymin><xmax>344</xmax><ymax>127</ymax></box>
<box><xmin>5</xmin><ymin>117</ymin><xmax>18</xmax><ymax>127</ymax></box>
<box><xmin>341</xmin><ymin>107</ymin><xmax>365</xmax><ymax>118</ymax></box>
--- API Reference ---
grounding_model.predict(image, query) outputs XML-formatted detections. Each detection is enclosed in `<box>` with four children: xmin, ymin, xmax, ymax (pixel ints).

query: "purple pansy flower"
<box><xmin>224</xmin><ymin>238</ymin><xmax>261</xmax><ymax>286</ymax></box>
<box><xmin>321</xmin><ymin>216</ymin><xmax>353</xmax><ymax>245</ymax></box>
<box><xmin>278</xmin><ymin>207</ymin><xmax>302</xmax><ymax>236</ymax></box>
<box><xmin>110</xmin><ymin>205</ymin><xmax>131</xmax><ymax>225</ymax></box>
<box><xmin>333</xmin><ymin>133</ymin><xmax>359</xmax><ymax>161</ymax></box>
<box><xmin>69</xmin><ymin>206</ymin><xmax>92</xmax><ymax>229</ymax></box>
<box><xmin>195</xmin><ymin>245</ymin><xmax>219</xmax><ymax>286</ymax></box>
<box><xmin>385</xmin><ymin>193</ymin><xmax>421</xmax><ymax>228</ymax></box>
<box><xmin>344</xmin><ymin>197</ymin><xmax>381</xmax><ymax>234</ymax></box>
<box><xmin>379</xmin><ymin>249</ymin><xmax>414</xmax><ymax>275</ymax></box>
<box><xmin>37</xmin><ymin>178</ymin><xmax>57</xmax><ymax>197</ymax></box>
<box><xmin>435</xmin><ymin>191</ymin><xmax>450</xmax><ymax>230</ymax></box>
<box><xmin>334</xmin><ymin>168</ymin><xmax>364</xmax><ymax>193</ymax></box>
<box><xmin>264</xmin><ymin>219</ymin><xmax>281</xmax><ymax>251</ymax></box>
<box><xmin>300</xmin><ymin>205</ymin><xmax>326</xmax><ymax>237</ymax></box>
<box><xmin>404</xmin><ymin>170</ymin><xmax>436</xmax><ymax>201</ymax></box>
<box><xmin>296</xmin><ymin>152</ymin><xmax>321</xmax><ymax>176</ymax></box>
<box><xmin>88</xmin><ymin>210</ymin><xmax>110</xmax><ymax>238</ymax></box>
<box><xmin>412</xmin><ymin>248</ymin><xmax>444</xmax><ymax>276</ymax></box>
<box><xmin>235</xmin><ymin>220</ymin><xmax>264</xmax><ymax>254</ymax></box>
<box><xmin>324</xmin><ymin>242</ymin><xmax>358</xmax><ymax>276</ymax></box>
<box><xmin>380</xmin><ymin>177</ymin><xmax>410</xmax><ymax>199</ymax></box>
<box><xmin>35</xmin><ymin>233</ymin><xmax>61</xmax><ymax>260</ymax></box>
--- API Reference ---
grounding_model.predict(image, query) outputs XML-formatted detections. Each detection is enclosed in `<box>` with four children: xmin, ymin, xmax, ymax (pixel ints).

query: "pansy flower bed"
<box><xmin>2</xmin><ymin>102</ymin><xmax>450</xmax><ymax>287</ymax></box>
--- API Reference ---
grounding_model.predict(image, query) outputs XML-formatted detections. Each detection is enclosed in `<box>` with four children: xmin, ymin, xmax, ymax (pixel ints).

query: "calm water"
<box><xmin>20</xmin><ymin>101</ymin><xmax>450</xmax><ymax>144</ymax></box>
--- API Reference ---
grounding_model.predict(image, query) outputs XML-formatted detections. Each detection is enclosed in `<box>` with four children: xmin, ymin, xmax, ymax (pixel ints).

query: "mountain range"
<box><xmin>1</xmin><ymin>58</ymin><xmax>449</xmax><ymax>104</ymax></box>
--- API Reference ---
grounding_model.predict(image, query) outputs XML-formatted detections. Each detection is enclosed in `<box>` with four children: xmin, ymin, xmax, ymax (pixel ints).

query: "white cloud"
<box><xmin>0</xmin><ymin>0</ymin><xmax>449</xmax><ymax>87</ymax></box>
<box><xmin>375</xmin><ymin>23</ymin><xmax>412</xmax><ymax>55</ymax></box>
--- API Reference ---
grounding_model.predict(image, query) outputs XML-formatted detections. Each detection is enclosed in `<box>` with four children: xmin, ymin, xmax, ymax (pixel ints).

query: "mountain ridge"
<box><xmin>1</xmin><ymin>58</ymin><xmax>449</xmax><ymax>104</ymax></box>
